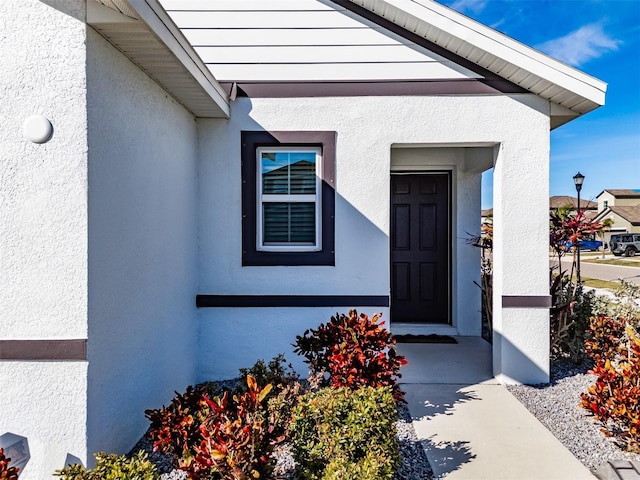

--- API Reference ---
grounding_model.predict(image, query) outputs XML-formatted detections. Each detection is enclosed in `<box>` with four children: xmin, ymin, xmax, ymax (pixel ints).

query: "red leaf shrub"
<box><xmin>581</xmin><ymin>320</ymin><xmax>640</xmax><ymax>452</ymax></box>
<box><xmin>195</xmin><ymin>377</ymin><xmax>274</xmax><ymax>479</ymax></box>
<box><xmin>293</xmin><ymin>310</ymin><xmax>407</xmax><ymax>401</ymax></box>
<box><xmin>0</xmin><ymin>448</ymin><xmax>19</xmax><ymax>480</ymax></box>
<box><xmin>145</xmin><ymin>385</ymin><xmax>210</xmax><ymax>464</ymax></box>
<box><xmin>146</xmin><ymin>376</ymin><xmax>282</xmax><ymax>479</ymax></box>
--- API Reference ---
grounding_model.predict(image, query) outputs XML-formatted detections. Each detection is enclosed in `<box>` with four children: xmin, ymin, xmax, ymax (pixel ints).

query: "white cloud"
<box><xmin>448</xmin><ymin>0</ymin><xmax>488</xmax><ymax>14</ymax></box>
<box><xmin>536</xmin><ymin>23</ymin><xmax>621</xmax><ymax>67</ymax></box>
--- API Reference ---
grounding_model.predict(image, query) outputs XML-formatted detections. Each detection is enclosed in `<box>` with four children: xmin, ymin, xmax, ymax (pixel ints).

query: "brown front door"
<box><xmin>390</xmin><ymin>173</ymin><xmax>451</xmax><ymax>323</ymax></box>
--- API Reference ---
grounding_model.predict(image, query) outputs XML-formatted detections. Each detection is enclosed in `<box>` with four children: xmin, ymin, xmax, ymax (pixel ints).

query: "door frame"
<box><xmin>390</xmin><ymin>170</ymin><xmax>453</xmax><ymax>325</ymax></box>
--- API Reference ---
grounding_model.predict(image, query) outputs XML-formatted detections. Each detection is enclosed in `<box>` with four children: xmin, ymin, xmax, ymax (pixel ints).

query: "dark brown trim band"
<box><xmin>502</xmin><ymin>296</ymin><xmax>552</xmax><ymax>308</ymax></box>
<box><xmin>197</xmin><ymin>295</ymin><xmax>390</xmax><ymax>308</ymax></box>
<box><xmin>0</xmin><ymin>339</ymin><xmax>87</xmax><ymax>361</ymax></box>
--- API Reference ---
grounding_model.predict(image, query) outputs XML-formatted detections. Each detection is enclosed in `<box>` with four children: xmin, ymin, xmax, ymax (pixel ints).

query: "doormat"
<box><xmin>393</xmin><ymin>334</ymin><xmax>458</xmax><ymax>344</ymax></box>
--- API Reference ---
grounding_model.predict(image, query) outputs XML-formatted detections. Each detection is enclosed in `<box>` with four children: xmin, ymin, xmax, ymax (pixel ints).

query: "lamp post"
<box><xmin>573</xmin><ymin>172</ymin><xmax>585</xmax><ymax>283</ymax></box>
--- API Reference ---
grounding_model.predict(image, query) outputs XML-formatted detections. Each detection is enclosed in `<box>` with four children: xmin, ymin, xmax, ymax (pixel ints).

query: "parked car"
<box><xmin>610</xmin><ymin>233</ymin><xmax>640</xmax><ymax>257</ymax></box>
<box><xmin>565</xmin><ymin>238</ymin><xmax>605</xmax><ymax>251</ymax></box>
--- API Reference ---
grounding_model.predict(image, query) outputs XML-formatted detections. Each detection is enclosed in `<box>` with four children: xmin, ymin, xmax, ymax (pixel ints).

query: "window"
<box><xmin>242</xmin><ymin>131</ymin><xmax>335</xmax><ymax>266</ymax></box>
<box><xmin>604</xmin><ymin>200</ymin><xmax>609</xmax><ymax>209</ymax></box>
<box><xmin>258</xmin><ymin>148</ymin><xmax>321</xmax><ymax>251</ymax></box>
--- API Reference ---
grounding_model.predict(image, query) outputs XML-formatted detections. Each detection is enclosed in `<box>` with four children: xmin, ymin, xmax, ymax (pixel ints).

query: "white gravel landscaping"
<box><xmin>506</xmin><ymin>361</ymin><xmax>640</xmax><ymax>474</ymax></box>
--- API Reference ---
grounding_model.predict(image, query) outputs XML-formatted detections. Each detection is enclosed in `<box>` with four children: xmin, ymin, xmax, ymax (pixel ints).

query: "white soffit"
<box><xmin>88</xmin><ymin>0</ymin><xmax>229</xmax><ymax>118</ymax></box>
<box><xmin>348</xmin><ymin>0</ymin><xmax>607</xmax><ymax>121</ymax></box>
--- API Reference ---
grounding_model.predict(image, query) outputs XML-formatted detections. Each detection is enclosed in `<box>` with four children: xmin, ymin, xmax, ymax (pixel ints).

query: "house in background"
<box><xmin>594</xmin><ymin>189</ymin><xmax>640</xmax><ymax>240</ymax></box>
<box><xmin>1</xmin><ymin>0</ymin><xmax>606</xmax><ymax>478</ymax></box>
<box><xmin>549</xmin><ymin>195</ymin><xmax>599</xmax><ymax>222</ymax></box>
<box><xmin>597</xmin><ymin>189</ymin><xmax>640</xmax><ymax>211</ymax></box>
<box><xmin>549</xmin><ymin>195</ymin><xmax>597</xmax><ymax>213</ymax></box>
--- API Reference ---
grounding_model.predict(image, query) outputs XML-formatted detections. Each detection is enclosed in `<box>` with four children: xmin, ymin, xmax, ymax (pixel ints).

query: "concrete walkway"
<box><xmin>397</xmin><ymin>337</ymin><xmax>596</xmax><ymax>479</ymax></box>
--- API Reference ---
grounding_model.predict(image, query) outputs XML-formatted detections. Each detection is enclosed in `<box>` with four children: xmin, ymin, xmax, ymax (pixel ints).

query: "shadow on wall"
<box><xmin>196</xmin><ymin>102</ymin><xmax>393</xmax><ymax>381</ymax></box>
<box><xmin>195</xmin><ymin>186</ymin><xmax>390</xmax><ymax>382</ymax></box>
<box><xmin>39</xmin><ymin>0</ymin><xmax>85</xmax><ymax>20</ymax></box>
<box><xmin>493</xmin><ymin>330</ymin><xmax>550</xmax><ymax>385</ymax></box>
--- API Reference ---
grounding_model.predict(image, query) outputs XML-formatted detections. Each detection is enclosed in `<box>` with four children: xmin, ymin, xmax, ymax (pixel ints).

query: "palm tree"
<box><xmin>598</xmin><ymin>217</ymin><xmax>614</xmax><ymax>259</ymax></box>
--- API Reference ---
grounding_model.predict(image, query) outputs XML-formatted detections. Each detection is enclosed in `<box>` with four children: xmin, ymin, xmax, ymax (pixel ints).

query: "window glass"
<box><xmin>263</xmin><ymin>203</ymin><xmax>316</xmax><ymax>244</ymax></box>
<box><xmin>261</xmin><ymin>152</ymin><xmax>316</xmax><ymax>195</ymax></box>
<box><xmin>257</xmin><ymin>148</ymin><xmax>321</xmax><ymax>252</ymax></box>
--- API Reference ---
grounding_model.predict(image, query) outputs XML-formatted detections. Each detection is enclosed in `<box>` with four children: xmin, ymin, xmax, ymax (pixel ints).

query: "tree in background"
<box><xmin>549</xmin><ymin>206</ymin><xmax>602</xmax><ymax>362</ymax></box>
<box><xmin>598</xmin><ymin>217</ymin><xmax>614</xmax><ymax>259</ymax></box>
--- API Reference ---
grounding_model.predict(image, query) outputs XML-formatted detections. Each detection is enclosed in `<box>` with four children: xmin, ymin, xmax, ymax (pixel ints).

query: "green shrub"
<box><xmin>0</xmin><ymin>448</ymin><xmax>19</xmax><ymax>480</ymax></box>
<box><xmin>293</xmin><ymin>310</ymin><xmax>407</xmax><ymax>400</ymax></box>
<box><xmin>592</xmin><ymin>279</ymin><xmax>640</xmax><ymax>324</ymax></box>
<box><xmin>54</xmin><ymin>451</ymin><xmax>159</xmax><ymax>480</ymax></box>
<box><xmin>290</xmin><ymin>386</ymin><xmax>399</xmax><ymax>480</ymax></box>
<box><xmin>322</xmin><ymin>451</ymin><xmax>390</xmax><ymax>480</ymax></box>
<box><xmin>238</xmin><ymin>354</ymin><xmax>295</xmax><ymax>389</ymax></box>
<box><xmin>550</xmin><ymin>276</ymin><xmax>596</xmax><ymax>362</ymax></box>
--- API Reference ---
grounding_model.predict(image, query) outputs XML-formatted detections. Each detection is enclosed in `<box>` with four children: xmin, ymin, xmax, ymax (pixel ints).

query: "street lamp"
<box><xmin>573</xmin><ymin>172</ymin><xmax>585</xmax><ymax>283</ymax></box>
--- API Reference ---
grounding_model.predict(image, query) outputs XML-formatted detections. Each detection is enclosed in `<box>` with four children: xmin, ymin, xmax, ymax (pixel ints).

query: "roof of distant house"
<box><xmin>549</xmin><ymin>196</ymin><xmax>596</xmax><ymax>210</ymax></box>
<box><xmin>608</xmin><ymin>206</ymin><xmax>640</xmax><ymax>226</ymax></box>
<box><xmin>596</xmin><ymin>189</ymin><xmax>640</xmax><ymax>199</ymax></box>
<box><xmin>583</xmin><ymin>210</ymin><xmax>600</xmax><ymax>222</ymax></box>
<box><xmin>595</xmin><ymin>205</ymin><xmax>640</xmax><ymax>226</ymax></box>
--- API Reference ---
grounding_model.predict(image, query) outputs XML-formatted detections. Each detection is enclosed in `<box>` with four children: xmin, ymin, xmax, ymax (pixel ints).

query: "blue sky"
<box><xmin>438</xmin><ymin>0</ymin><xmax>640</xmax><ymax>208</ymax></box>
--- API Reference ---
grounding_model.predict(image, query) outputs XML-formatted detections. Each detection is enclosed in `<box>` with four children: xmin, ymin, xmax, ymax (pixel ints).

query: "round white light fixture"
<box><xmin>23</xmin><ymin>115</ymin><xmax>53</xmax><ymax>144</ymax></box>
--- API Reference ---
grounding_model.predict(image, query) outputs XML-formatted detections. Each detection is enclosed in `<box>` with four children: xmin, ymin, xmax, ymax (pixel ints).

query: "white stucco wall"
<box><xmin>0</xmin><ymin>363</ymin><xmax>88</xmax><ymax>479</ymax></box>
<box><xmin>86</xmin><ymin>29</ymin><xmax>199</xmax><ymax>455</ymax></box>
<box><xmin>0</xmin><ymin>1</ymin><xmax>89</xmax><ymax>478</ymax></box>
<box><xmin>0</xmin><ymin>0</ymin><xmax>88</xmax><ymax>339</ymax></box>
<box><xmin>492</xmin><ymin>94</ymin><xmax>551</xmax><ymax>384</ymax></box>
<box><xmin>197</xmin><ymin>94</ymin><xmax>550</xmax><ymax>381</ymax></box>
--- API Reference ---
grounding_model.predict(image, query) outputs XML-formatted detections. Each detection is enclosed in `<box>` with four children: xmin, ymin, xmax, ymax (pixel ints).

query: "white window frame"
<box><xmin>256</xmin><ymin>146</ymin><xmax>322</xmax><ymax>252</ymax></box>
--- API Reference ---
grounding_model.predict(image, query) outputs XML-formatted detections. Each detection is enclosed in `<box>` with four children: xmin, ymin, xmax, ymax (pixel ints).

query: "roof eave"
<box><xmin>88</xmin><ymin>0</ymin><xmax>229</xmax><ymax>118</ymax></box>
<box><xmin>347</xmin><ymin>0</ymin><xmax>606</xmax><ymax>126</ymax></box>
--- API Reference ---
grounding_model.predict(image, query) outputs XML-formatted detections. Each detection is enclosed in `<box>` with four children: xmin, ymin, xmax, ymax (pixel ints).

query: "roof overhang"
<box><xmin>87</xmin><ymin>0</ymin><xmax>605</xmax><ymax>127</ymax></box>
<box><xmin>87</xmin><ymin>0</ymin><xmax>229</xmax><ymax>118</ymax></box>
<box><xmin>345</xmin><ymin>0</ymin><xmax>607</xmax><ymax>128</ymax></box>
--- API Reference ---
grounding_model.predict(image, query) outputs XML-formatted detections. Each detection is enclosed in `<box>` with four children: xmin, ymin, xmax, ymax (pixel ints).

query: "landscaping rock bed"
<box><xmin>506</xmin><ymin>360</ymin><xmax>640</xmax><ymax>474</ymax></box>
